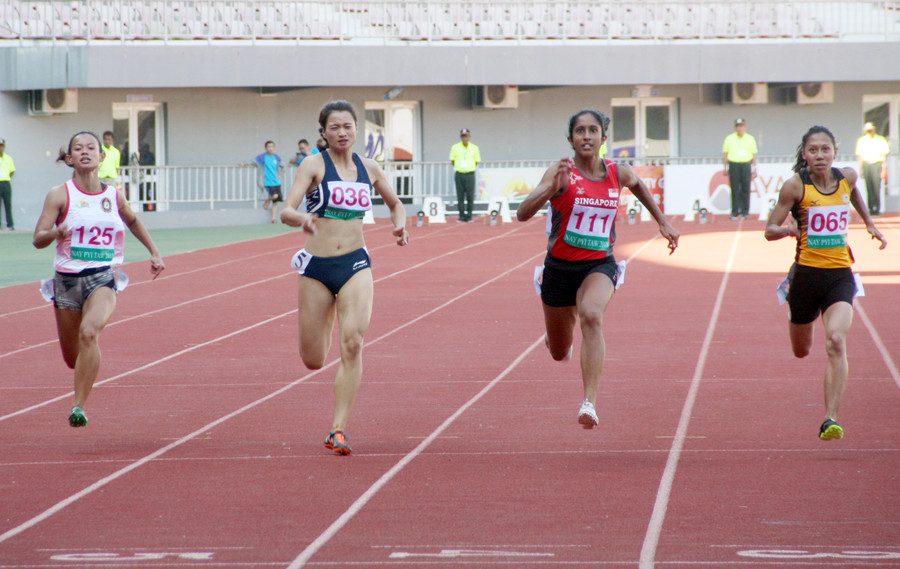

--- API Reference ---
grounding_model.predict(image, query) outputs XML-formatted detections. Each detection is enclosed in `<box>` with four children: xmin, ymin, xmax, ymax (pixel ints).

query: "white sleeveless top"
<box><xmin>54</xmin><ymin>180</ymin><xmax>126</xmax><ymax>273</ymax></box>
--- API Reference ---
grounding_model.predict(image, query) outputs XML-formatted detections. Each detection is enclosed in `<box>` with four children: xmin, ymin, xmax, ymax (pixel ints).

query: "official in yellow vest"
<box><xmin>98</xmin><ymin>131</ymin><xmax>121</xmax><ymax>187</ymax></box>
<box><xmin>0</xmin><ymin>137</ymin><xmax>15</xmax><ymax>230</ymax></box>
<box><xmin>721</xmin><ymin>118</ymin><xmax>758</xmax><ymax>219</ymax></box>
<box><xmin>449</xmin><ymin>128</ymin><xmax>481</xmax><ymax>222</ymax></box>
<box><xmin>854</xmin><ymin>122</ymin><xmax>890</xmax><ymax>216</ymax></box>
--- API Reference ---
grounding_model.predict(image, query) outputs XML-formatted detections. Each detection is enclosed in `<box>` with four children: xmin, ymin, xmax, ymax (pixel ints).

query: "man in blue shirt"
<box><xmin>242</xmin><ymin>141</ymin><xmax>285</xmax><ymax>223</ymax></box>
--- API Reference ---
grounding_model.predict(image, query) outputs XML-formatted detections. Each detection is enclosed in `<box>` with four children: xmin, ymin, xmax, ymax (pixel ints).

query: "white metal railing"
<box><xmin>118</xmin><ymin>154</ymin><xmax>861</xmax><ymax>211</ymax></box>
<box><xmin>1</xmin><ymin>1</ymin><xmax>898</xmax><ymax>43</ymax></box>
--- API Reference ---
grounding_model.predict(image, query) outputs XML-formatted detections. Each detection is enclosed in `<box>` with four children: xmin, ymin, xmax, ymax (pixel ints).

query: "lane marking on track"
<box><xmin>855</xmin><ymin>300</ymin><xmax>900</xmax><ymax>391</ymax></box>
<box><xmin>8</xmin><ymin>446</ymin><xmax>898</xmax><ymax>469</ymax></box>
<box><xmin>286</xmin><ymin>229</ymin><xmax>671</xmax><ymax>569</ymax></box>
<box><xmin>0</xmin><ymin>220</ymin><xmax>456</xmax><ymax>318</ymax></box>
<box><xmin>286</xmin><ymin>335</ymin><xmax>545</xmax><ymax>569</ymax></box>
<box><xmin>0</xmin><ymin>222</ymin><xmax>530</xmax><ymax>359</ymax></box>
<box><xmin>0</xmin><ymin>273</ymin><xmax>291</xmax><ymax>361</ymax></box>
<box><xmin>638</xmin><ymin>224</ymin><xmax>742</xmax><ymax>569</ymax></box>
<box><xmin>0</xmin><ymin>225</ymin><xmax>533</xmax><ymax>420</ymax></box>
<box><xmin>0</xmin><ymin>246</ymin><xmax>543</xmax><ymax>545</ymax></box>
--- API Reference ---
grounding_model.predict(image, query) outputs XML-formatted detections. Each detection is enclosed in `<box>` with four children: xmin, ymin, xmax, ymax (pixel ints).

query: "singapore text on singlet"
<box><xmin>792</xmin><ymin>167</ymin><xmax>854</xmax><ymax>269</ymax></box>
<box><xmin>306</xmin><ymin>151</ymin><xmax>373</xmax><ymax>220</ymax></box>
<box><xmin>54</xmin><ymin>180</ymin><xmax>126</xmax><ymax>273</ymax></box>
<box><xmin>547</xmin><ymin>160</ymin><xmax>621</xmax><ymax>261</ymax></box>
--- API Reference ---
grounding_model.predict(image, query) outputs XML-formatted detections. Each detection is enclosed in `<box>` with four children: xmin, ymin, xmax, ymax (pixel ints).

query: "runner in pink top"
<box><xmin>32</xmin><ymin>131</ymin><xmax>165</xmax><ymax>428</ymax></box>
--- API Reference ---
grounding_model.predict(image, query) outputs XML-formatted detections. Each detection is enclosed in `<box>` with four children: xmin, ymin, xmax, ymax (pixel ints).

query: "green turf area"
<box><xmin>0</xmin><ymin>224</ymin><xmax>295</xmax><ymax>288</ymax></box>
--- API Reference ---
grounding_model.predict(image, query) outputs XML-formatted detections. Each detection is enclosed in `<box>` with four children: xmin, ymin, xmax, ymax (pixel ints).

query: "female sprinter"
<box><xmin>764</xmin><ymin>125</ymin><xmax>886</xmax><ymax>440</ymax></box>
<box><xmin>517</xmin><ymin>110</ymin><xmax>679</xmax><ymax>429</ymax></box>
<box><xmin>33</xmin><ymin>131</ymin><xmax>165</xmax><ymax>427</ymax></box>
<box><xmin>281</xmin><ymin>100</ymin><xmax>409</xmax><ymax>455</ymax></box>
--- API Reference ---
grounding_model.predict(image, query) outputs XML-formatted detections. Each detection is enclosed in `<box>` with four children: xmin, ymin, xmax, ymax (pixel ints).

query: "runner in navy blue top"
<box><xmin>281</xmin><ymin>100</ymin><xmax>409</xmax><ymax>455</ymax></box>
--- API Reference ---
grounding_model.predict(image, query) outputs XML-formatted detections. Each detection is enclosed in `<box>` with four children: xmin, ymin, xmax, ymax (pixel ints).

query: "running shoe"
<box><xmin>68</xmin><ymin>406</ymin><xmax>87</xmax><ymax>428</ymax></box>
<box><xmin>323</xmin><ymin>430</ymin><xmax>352</xmax><ymax>455</ymax></box>
<box><xmin>819</xmin><ymin>419</ymin><xmax>844</xmax><ymax>441</ymax></box>
<box><xmin>577</xmin><ymin>400</ymin><xmax>598</xmax><ymax>429</ymax></box>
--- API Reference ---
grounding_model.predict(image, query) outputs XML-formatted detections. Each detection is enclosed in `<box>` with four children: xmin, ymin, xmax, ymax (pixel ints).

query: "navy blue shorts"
<box><xmin>540</xmin><ymin>254</ymin><xmax>618</xmax><ymax>308</ymax></box>
<box><xmin>291</xmin><ymin>247</ymin><xmax>371</xmax><ymax>295</ymax></box>
<box><xmin>788</xmin><ymin>264</ymin><xmax>856</xmax><ymax>325</ymax></box>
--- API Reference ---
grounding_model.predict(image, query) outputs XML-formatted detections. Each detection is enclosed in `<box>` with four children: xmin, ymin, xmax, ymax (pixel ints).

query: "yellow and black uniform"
<box><xmin>788</xmin><ymin>168</ymin><xmax>856</xmax><ymax>324</ymax></box>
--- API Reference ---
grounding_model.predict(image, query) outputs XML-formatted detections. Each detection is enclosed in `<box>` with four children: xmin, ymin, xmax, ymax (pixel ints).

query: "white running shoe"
<box><xmin>577</xmin><ymin>399</ymin><xmax>598</xmax><ymax>429</ymax></box>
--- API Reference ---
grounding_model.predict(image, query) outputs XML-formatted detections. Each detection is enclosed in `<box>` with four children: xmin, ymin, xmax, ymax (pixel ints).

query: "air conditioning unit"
<box><xmin>473</xmin><ymin>85</ymin><xmax>518</xmax><ymax>109</ymax></box>
<box><xmin>29</xmin><ymin>88</ymin><xmax>79</xmax><ymax>115</ymax></box>
<box><xmin>731</xmin><ymin>82</ymin><xmax>768</xmax><ymax>105</ymax></box>
<box><xmin>796</xmin><ymin>82</ymin><xmax>834</xmax><ymax>105</ymax></box>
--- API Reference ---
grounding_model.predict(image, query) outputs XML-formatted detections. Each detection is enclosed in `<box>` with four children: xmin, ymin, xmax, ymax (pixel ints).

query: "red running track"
<box><xmin>1</xmin><ymin>215</ymin><xmax>898</xmax><ymax>568</ymax></box>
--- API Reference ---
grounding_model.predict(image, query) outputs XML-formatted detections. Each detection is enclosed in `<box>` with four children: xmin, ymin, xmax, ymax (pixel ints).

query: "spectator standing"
<box><xmin>0</xmin><ymin>138</ymin><xmax>14</xmax><ymax>230</ymax></box>
<box><xmin>449</xmin><ymin>128</ymin><xmax>481</xmax><ymax>222</ymax></box>
<box><xmin>289</xmin><ymin>138</ymin><xmax>319</xmax><ymax>165</ymax></box>
<box><xmin>722</xmin><ymin>118</ymin><xmax>758</xmax><ymax>219</ymax></box>
<box><xmin>241</xmin><ymin>141</ymin><xmax>285</xmax><ymax>223</ymax></box>
<box><xmin>98</xmin><ymin>131</ymin><xmax>121</xmax><ymax>188</ymax></box>
<box><xmin>855</xmin><ymin>122</ymin><xmax>890</xmax><ymax>216</ymax></box>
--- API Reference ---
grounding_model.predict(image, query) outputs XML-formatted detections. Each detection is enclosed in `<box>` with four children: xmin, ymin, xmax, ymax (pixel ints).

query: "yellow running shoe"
<box><xmin>819</xmin><ymin>419</ymin><xmax>843</xmax><ymax>440</ymax></box>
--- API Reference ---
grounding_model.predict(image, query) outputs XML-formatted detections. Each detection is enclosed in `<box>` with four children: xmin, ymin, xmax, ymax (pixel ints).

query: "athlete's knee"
<box><xmin>579</xmin><ymin>308</ymin><xmax>604</xmax><ymax>332</ymax></box>
<box><xmin>62</xmin><ymin>352</ymin><xmax>78</xmax><ymax>369</ymax></box>
<box><xmin>340</xmin><ymin>331</ymin><xmax>364</xmax><ymax>361</ymax></box>
<box><xmin>300</xmin><ymin>350</ymin><xmax>327</xmax><ymax>370</ymax></box>
<box><xmin>824</xmin><ymin>330</ymin><xmax>847</xmax><ymax>359</ymax></box>
<box><xmin>299</xmin><ymin>344</ymin><xmax>327</xmax><ymax>370</ymax></box>
<box><xmin>78</xmin><ymin>324</ymin><xmax>101</xmax><ymax>348</ymax></box>
<box><xmin>792</xmin><ymin>345</ymin><xmax>811</xmax><ymax>359</ymax></box>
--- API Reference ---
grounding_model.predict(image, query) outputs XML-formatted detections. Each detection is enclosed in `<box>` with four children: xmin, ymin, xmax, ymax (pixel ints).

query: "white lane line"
<box><xmin>0</xmin><ymin>223</ymin><xmax>528</xmax><ymax>359</ymax></box>
<box><xmin>0</xmin><ymin>312</ymin><xmax>294</xmax><ymax>423</ymax></box>
<box><xmin>0</xmin><ymin>273</ymin><xmax>291</xmax><ymax>361</ymax></box>
<box><xmin>0</xmin><ymin>248</ymin><xmax>542</xmax><ymax>544</ymax></box>
<box><xmin>855</xmin><ymin>300</ymin><xmax>900</xmax><ymax>390</ymax></box>
<box><xmin>286</xmin><ymin>229</ymin><xmax>669</xmax><ymax>568</ymax></box>
<box><xmin>638</xmin><ymin>227</ymin><xmax>742</xmax><ymax>569</ymax></box>
<box><xmin>0</xmin><ymin>220</ymin><xmax>453</xmax><ymax>319</ymax></box>
<box><xmin>286</xmin><ymin>335</ymin><xmax>545</xmax><ymax>569</ymax></box>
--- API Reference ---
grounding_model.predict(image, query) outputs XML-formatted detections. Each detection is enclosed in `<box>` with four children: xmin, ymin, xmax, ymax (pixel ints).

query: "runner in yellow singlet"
<box><xmin>765</xmin><ymin>126</ymin><xmax>886</xmax><ymax>441</ymax></box>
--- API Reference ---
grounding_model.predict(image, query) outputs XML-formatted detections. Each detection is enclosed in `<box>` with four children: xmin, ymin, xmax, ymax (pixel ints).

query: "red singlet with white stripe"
<box><xmin>547</xmin><ymin>160</ymin><xmax>620</xmax><ymax>261</ymax></box>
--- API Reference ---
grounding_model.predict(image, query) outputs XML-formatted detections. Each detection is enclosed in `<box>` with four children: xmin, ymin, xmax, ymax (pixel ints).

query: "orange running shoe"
<box><xmin>324</xmin><ymin>430</ymin><xmax>352</xmax><ymax>455</ymax></box>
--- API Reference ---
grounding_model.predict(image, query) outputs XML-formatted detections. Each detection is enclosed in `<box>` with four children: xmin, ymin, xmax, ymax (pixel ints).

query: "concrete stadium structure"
<box><xmin>2</xmin><ymin>1</ymin><xmax>899</xmax><ymax>227</ymax></box>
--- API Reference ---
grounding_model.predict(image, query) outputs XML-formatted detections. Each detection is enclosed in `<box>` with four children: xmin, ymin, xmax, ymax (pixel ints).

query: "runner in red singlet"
<box><xmin>517</xmin><ymin>110</ymin><xmax>678</xmax><ymax>429</ymax></box>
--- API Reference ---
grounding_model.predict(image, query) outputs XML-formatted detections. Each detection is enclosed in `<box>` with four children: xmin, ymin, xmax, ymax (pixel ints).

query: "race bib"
<box><xmin>563</xmin><ymin>204</ymin><xmax>616</xmax><ymax>251</ymax></box>
<box><xmin>70</xmin><ymin>222</ymin><xmax>117</xmax><ymax>262</ymax></box>
<box><xmin>290</xmin><ymin>249</ymin><xmax>312</xmax><ymax>275</ymax></box>
<box><xmin>806</xmin><ymin>205</ymin><xmax>849</xmax><ymax>249</ymax></box>
<box><xmin>324</xmin><ymin>181</ymin><xmax>372</xmax><ymax>220</ymax></box>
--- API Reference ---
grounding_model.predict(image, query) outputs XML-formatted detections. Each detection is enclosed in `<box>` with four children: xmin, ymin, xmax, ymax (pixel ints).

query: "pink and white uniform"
<box><xmin>54</xmin><ymin>180</ymin><xmax>126</xmax><ymax>273</ymax></box>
